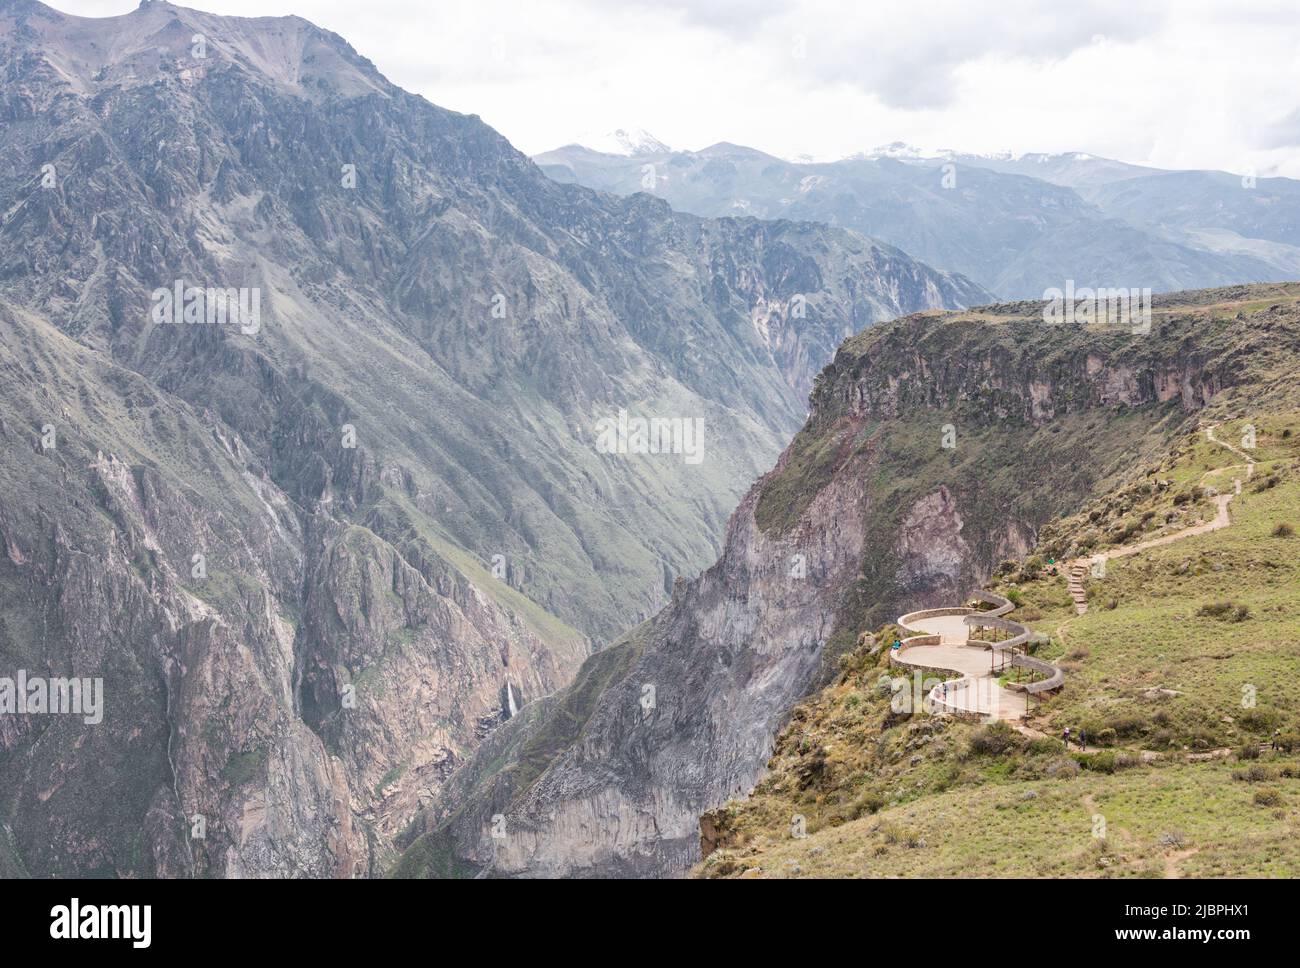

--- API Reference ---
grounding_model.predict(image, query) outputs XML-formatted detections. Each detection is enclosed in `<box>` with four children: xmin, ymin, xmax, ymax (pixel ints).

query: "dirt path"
<box><xmin>1066</xmin><ymin>424</ymin><xmax>1250</xmax><ymax>615</ymax></box>
<box><xmin>1204</xmin><ymin>424</ymin><xmax>1257</xmax><ymax>479</ymax></box>
<box><xmin>1164</xmin><ymin>848</ymin><xmax>1200</xmax><ymax>878</ymax></box>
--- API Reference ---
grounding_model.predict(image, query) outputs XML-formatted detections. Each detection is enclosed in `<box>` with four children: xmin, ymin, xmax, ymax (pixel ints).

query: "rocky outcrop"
<box><xmin>402</xmin><ymin>448</ymin><xmax>873</xmax><ymax>877</ymax></box>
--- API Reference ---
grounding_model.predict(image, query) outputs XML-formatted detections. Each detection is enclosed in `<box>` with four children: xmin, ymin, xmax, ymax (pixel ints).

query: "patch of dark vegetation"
<box><xmin>1197</xmin><ymin>600</ymin><xmax>1251</xmax><ymax>622</ymax></box>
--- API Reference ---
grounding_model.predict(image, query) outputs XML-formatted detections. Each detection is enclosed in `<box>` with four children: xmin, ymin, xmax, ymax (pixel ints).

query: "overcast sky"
<box><xmin>55</xmin><ymin>0</ymin><xmax>1300</xmax><ymax>176</ymax></box>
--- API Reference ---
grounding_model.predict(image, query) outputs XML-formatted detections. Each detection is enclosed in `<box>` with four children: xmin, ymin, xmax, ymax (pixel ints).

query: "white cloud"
<box><xmin>49</xmin><ymin>0</ymin><xmax>1300</xmax><ymax>177</ymax></box>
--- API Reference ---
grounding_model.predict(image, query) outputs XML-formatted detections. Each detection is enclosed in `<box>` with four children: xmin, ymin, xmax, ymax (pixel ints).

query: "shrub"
<box><xmin>1197</xmin><ymin>601</ymin><xmax>1251</xmax><ymax>622</ymax></box>
<box><xmin>1273</xmin><ymin>523</ymin><xmax>1294</xmax><ymax>538</ymax></box>
<box><xmin>1233</xmin><ymin>764</ymin><xmax>1277</xmax><ymax>783</ymax></box>
<box><xmin>1097</xmin><ymin>727</ymin><xmax>1118</xmax><ymax>747</ymax></box>
<box><xmin>1028</xmin><ymin>737</ymin><xmax>1064</xmax><ymax>755</ymax></box>
<box><xmin>1254</xmin><ymin>788</ymin><xmax>1283</xmax><ymax>807</ymax></box>
<box><xmin>1238</xmin><ymin>708</ymin><xmax>1281</xmax><ymax>732</ymax></box>
<box><xmin>1107</xmin><ymin>715</ymin><xmax>1150</xmax><ymax>739</ymax></box>
<box><xmin>850</xmin><ymin>790</ymin><xmax>886</xmax><ymax>818</ymax></box>
<box><xmin>1045</xmin><ymin>757</ymin><xmax>1081</xmax><ymax>778</ymax></box>
<box><xmin>1149</xmin><ymin>729</ymin><xmax>1175</xmax><ymax>748</ymax></box>
<box><xmin>1076</xmin><ymin>751</ymin><xmax>1117</xmax><ymax>773</ymax></box>
<box><xmin>1237</xmin><ymin>744</ymin><xmax>1260</xmax><ymax>761</ymax></box>
<box><xmin>1277</xmin><ymin>733</ymin><xmax>1300</xmax><ymax>753</ymax></box>
<box><xmin>968</xmin><ymin>723</ymin><xmax>1022</xmax><ymax>757</ymax></box>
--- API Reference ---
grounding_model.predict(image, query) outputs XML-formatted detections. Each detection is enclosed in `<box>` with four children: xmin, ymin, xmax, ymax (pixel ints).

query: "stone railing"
<box><xmin>963</xmin><ymin>613</ymin><xmax>1031</xmax><ymax>654</ymax></box>
<box><xmin>1007</xmin><ymin>654</ymin><xmax>1065</xmax><ymax>694</ymax></box>
<box><xmin>971</xmin><ymin>590</ymin><xmax>1014</xmax><ymax>617</ymax></box>
<box><xmin>926</xmin><ymin>685</ymin><xmax>993</xmax><ymax>723</ymax></box>
<box><xmin>883</xmin><ymin>634</ymin><xmax>946</xmax><ymax>670</ymax></box>
<box><xmin>897</xmin><ymin>606</ymin><xmax>974</xmax><ymax>634</ymax></box>
<box><xmin>964</xmin><ymin>593</ymin><xmax>1065</xmax><ymax>694</ymax></box>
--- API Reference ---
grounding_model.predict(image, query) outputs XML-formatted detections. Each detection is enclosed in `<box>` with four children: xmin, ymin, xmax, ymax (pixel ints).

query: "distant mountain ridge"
<box><xmin>534</xmin><ymin>138</ymin><xmax>1300</xmax><ymax>298</ymax></box>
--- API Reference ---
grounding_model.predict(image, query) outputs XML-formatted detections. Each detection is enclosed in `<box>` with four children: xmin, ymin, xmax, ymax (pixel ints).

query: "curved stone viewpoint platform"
<box><xmin>891</xmin><ymin>594</ymin><xmax>1062</xmax><ymax>722</ymax></box>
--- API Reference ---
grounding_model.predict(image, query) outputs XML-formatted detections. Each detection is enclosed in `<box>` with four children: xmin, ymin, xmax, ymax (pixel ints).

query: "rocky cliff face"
<box><xmin>397</xmin><ymin>284</ymin><xmax>1298</xmax><ymax>877</ymax></box>
<box><xmin>0</xmin><ymin>1</ymin><xmax>984</xmax><ymax>877</ymax></box>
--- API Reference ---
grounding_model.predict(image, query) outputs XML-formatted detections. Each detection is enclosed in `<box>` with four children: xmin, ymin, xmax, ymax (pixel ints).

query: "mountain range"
<box><xmin>535</xmin><ymin>137</ymin><xmax>1300</xmax><ymax>299</ymax></box>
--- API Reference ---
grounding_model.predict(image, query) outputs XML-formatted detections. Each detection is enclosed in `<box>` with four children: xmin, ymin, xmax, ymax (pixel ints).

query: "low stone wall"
<box><xmin>972</xmin><ymin>590</ymin><xmax>1014</xmax><ymax>617</ymax></box>
<box><xmin>897</xmin><ymin>606</ymin><xmax>974</xmax><ymax>633</ymax></box>
<box><xmin>890</xmin><ymin>634</ymin><xmax>942</xmax><ymax>672</ymax></box>
<box><xmin>964</xmin><ymin>612</ymin><xmax>1031</xmax><ymax>653</ymax></box>
<box><xmin>1006</xmin><ymin>653</ymin><xmax>1065</xmax><ymax>694</ymax></box>
<box><xmin>927</xmin><ymin>689</ymin><xmax>989</xmax><ymax>723</ymax></box>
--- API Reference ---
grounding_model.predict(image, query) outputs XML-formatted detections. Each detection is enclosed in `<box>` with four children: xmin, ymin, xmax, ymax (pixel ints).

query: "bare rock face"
<box><xmin>895</xmin><ymin>486</ymin><xmax>970</xmax><ymax>601</ymax></box>
<box><xmin>409</xmin><ymin>453</ymin><xmax>872</xmax><ymax>878</ymax></box>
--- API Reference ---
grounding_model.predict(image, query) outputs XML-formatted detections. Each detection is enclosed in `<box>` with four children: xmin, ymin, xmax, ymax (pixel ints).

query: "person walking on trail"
<box><xmin>1063</xmin><ymin>726</ymin><xmax>1071</xmax><ymax>747</ymax></box>
<box><xmin>1079</xmin><ymin>729</ymin><xmax>1087</xmax><ymax>751</ymax></box>
<box><xmin>1274</xmin><ymin>729</ymin><xmax>1282</xmax><ymax>752</ymax></box>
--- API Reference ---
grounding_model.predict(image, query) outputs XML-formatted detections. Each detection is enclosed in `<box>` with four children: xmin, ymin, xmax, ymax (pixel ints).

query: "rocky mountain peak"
<box><xmin>2</xmin><ymin>0</ymin><xmax>389</xmax><ymax>101</ymax></box>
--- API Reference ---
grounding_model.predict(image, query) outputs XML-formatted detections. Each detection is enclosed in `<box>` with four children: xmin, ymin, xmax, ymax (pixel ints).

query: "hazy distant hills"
<box><xmin>535</xmin><ymin>138</ymin><xmax>1300</xmax><ymax>298</ymax></box>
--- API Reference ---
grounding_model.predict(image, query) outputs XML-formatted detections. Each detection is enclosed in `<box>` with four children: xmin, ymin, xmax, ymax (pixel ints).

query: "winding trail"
<box><xmin>1067</xmin><ymin>423</ymin><xmax>1254</xmax><ymax>614</ymax></box>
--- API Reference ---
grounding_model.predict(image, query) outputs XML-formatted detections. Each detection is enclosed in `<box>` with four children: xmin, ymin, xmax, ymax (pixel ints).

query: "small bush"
<box><xmin>1078</xmin><ymin>751</ymin><xmax>1117</xmax><ymax>773</ymax></box>
<box><xmin>1239</xmin><ymin>708</ymin><xmax>1281</xmax><ymax>732</ymax></box>
<box><xmin>1107</xmin><ymin>715</ymin><xmax>1150</xmax><ymax>739</ymax></box>
<box><xmin>1149</xmin><ymin>729</ymin><xmax>1175</xmax><ymax>748</ymax></box>
<box><xmin>1233</xmin><ymin>764</ymin><xmax>1277</xmax><ymax>783</ymax></box>
<box><xmin>1273</xmin><ymin>523</ymin><xmax>1294</xmax><ymax>538</ymax></box>
<box><xmin>850</xmin><ymin>790</ymin><xmax>886</xmax><ymax>818</ymax></box>
<box><xmin>1237</xmin><ymin>744</ymin><xmax>1260</xmax><ymax>761</ymax></box>
<box><xmin>1254</xmin><ymin>788</ymin><xmax>1283</xmax><ymax>807</ymax></box>
<box><xmin>1197</xmin><ymin>601</ymin><xmax>1251</xmax><ymax>622</ymax></box>
<box><xmin>1028</xmin><ymin>737</ymin><xmax>1064</xmax><ymax>756</ymax></box>
<box><xmin>968</xmin><ymin>723</ymin><xmax>1022</xmax><ymax>757</ymax></box>
<box><xmin>1097</xmin><ymin>727</ymin><xmax>1118</xmax><ymax>747</ymax></box>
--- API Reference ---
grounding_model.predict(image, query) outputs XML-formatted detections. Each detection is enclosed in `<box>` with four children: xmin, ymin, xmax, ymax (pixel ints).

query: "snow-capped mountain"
<box><xmin>569</xmin><ymin>127</ymin><xmax>671</xmax><ymax>156</ymax></box>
